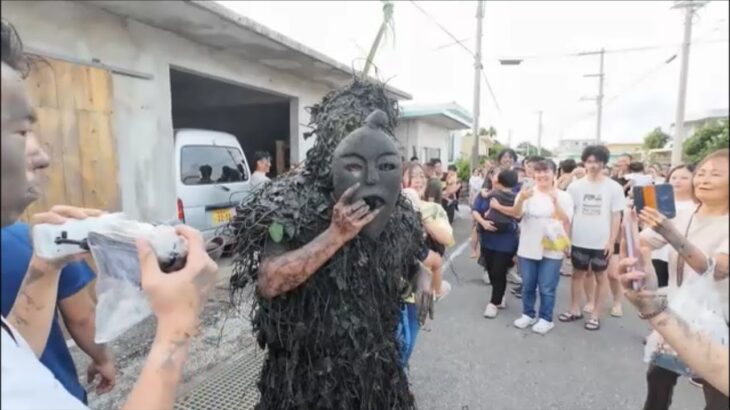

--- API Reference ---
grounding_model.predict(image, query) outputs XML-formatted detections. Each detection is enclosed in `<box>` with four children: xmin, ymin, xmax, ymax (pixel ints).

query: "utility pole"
<box><xmin>580</xmin><ymin>48</ymin><xmax>605</xmax><ymax>143</ymax></box>
<box><xmin>671</xmin><ymin>0</ymin><xmax>707</xmax><ymax>166</ymax></box>
<box><xmin>508</xmin><ymin>129</ymin><xmax>513</xmax><ymax>148</ymax></box>
<box><xmin>537</xmin><ymin>111</ymin><xmax>543</xmax><ymax>156</ymax></box>
<box><xmin>470</xmin><ymin>0</ymin><xmax>485</xmax><ymax>172</ymax></box>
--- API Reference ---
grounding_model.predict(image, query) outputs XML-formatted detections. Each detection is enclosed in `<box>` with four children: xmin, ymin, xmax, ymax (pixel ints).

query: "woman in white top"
<box><xmin>469</xmin><ymin>167</ymin><xmax>485</xmax><ymax>258</ymax></box>
<box><xmin>490</xmin><ymin>160</ymin><xmax>574</xmax><ymax>335</ymax></box>
<box><xmin>638</xmin><ymin>149</ymin><xmax>729</xmax><ymax>410</ymax></box>
<box><xmin>650</xmin><ymin>164</ymin><xmax>698</xmax><ymax>288</ymax></box>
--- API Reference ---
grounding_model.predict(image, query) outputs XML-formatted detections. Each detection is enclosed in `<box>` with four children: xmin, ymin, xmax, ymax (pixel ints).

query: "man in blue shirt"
<box><xmin>1</xmin><ymin>222</ymin><xmax>116</xmax><ymax>404</ymax></box>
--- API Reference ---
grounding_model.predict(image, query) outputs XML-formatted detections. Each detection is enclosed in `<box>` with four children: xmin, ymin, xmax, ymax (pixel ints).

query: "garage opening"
<box><xmin>169</xmin><ymin>68</ymin><xmax>292</xmax><ymax>177</ymax></box>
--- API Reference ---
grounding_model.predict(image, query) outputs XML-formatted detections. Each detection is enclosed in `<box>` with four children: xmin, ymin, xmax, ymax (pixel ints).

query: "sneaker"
<box><xmin>531</xmin><ymin>319</ymin><xmax>555</xmax><ymax>335</ymax></box>
<box><xmin>510</xmin><ymin>285</ymin><xmax>522</xmax><ymax>299</ymax></box>
<box><xmin>434</xmin><ymin>280</ymin><xmax>452</xmax><ymax>302</ymax></box>
<box><xmin>507</xmin><ymin>267</ymin><xmax>522</xmax><ymax>285</ymax></box>
<box><xmin>513</xmin><ymin>314</ymin><xmax>537</xmax><ymax>329</ymax></box>
<box><xmin>482</xmin><ymin>271</ymin><xmax>491</xmax><ymax>286</ymax></box>
<box><xmin>483</xmin><ymin>303</ymin><xmax>498</xmax><ymax>318</ymax></box>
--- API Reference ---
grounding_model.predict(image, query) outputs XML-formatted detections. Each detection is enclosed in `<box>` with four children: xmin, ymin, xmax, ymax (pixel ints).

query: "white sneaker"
<box><xmin>482</xmin><ymin>271</ymin><xmax>491</xmax><ymax>286</ymax></box>
<box><xmin>531</xmin><ymin>319</ymin><xmax>555</xmax><ymax>335</ymax></box>
<box><xmin>434</xmin><ymin>280</ymin><xmax>452</xmax><ymax>302</ymax></box>
<box><xmin>513</xmin><ymin>314</ymin><xmax>537</xmax><ymax>329</ymax></box>
<box><xmin>483</xmin><ymin>303</ymin><xmax>498</xmax><ymax>318</ymax></box>
<box><xmin>507</xmin><ymin>267</ymin><xmax>522</xmax><ymax>285</ymax></box>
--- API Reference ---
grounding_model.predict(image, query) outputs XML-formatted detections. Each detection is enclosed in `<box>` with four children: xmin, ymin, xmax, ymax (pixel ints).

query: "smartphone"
<box><xmin>622</xmin><ymin>214</ymin><xmax>642</xmax><ymax>291</ymax></box>
<box><xmin>633</xmin><ymin>184</ymin><xmax>676</xmax><ymax>219</ymax></box>
<box><xmin>522</xmin><ymin>178</ymin><xmax>535</xmax><ymax>191</ymax></box>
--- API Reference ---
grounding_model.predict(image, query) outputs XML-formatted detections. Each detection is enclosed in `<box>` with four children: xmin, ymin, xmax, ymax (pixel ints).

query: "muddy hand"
<box><xmin>330</xmin><ymin>183</ymin><xmax>381</xmax><ymax>243</ymax></box>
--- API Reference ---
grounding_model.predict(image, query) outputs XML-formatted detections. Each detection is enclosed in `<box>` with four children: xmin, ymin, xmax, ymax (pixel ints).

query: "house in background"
<box><xmin>3</xmin><ymin>0</ymin><xmax>410</xmax><ymax>222</ymax></box>
<box><xmin>459</xmin><ymin>132</ymin><xmax>496</xmax><ymax>160</ymax></box>
<box><xmin>394</xmin><ymin>103</ymin><xmax>473</xmax><ymax>165</ymax></box>
<box><xmin>670</xmin><ymin>108</ymin><xmax>729</xmax><ymax>140</ymax></box>
<box><xmin>554</xmin><ymin>138</ymin><xmax>595</xmax><ymax>161</ymax></box>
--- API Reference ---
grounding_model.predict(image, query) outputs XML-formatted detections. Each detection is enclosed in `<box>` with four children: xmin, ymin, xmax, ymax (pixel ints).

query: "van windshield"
<box><xmin>181</xmin><ymin>146</ymin><xmax>249</xmax><ymax>185</ymax></box>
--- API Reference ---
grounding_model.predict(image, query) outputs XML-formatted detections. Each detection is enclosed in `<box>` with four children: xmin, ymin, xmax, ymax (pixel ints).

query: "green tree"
<box><xmin>643</xmin><ymin>127</ymin><xmax>670</xmax><ymax>150</ymax></box>
<box><xmin>683</xmin><ymin>119</ymin><xmax>729</xmax><ymax>164</ymax></box>
<box><xmin>516</xmin><ymin>142</ymin><xmax>552</xmax><ymax>158</ymax></box>
<box><xmin>454</xmin><ymin>157</ymin><xmax>471</xmax><ymax>182</ymax></box>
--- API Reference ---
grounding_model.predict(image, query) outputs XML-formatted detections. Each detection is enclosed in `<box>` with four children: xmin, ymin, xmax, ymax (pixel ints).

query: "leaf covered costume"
<box><xmin>228</xmin><ymin>79</ymin><xmax>424</xmax><ymax>410</ymax></box>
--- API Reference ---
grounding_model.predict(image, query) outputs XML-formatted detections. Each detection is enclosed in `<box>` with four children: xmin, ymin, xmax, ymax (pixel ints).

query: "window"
<box><xmin>181</xmin><ymin>146</ymin><xmax>249</xmax><ymax>185</ymax></box>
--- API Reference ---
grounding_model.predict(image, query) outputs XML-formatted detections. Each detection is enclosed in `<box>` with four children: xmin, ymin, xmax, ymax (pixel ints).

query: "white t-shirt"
<box><xmin>567</xmin><ymin>177</ymin><xmax>626</xmax><ymax>250</ymax></box>
<box><xmin>625</xmin><ymin>173</ymin><xmax>653</xmax><ymax>187</ymax></box>
<box><xmin>516</xmin><ymin>190</ymin><xmax>574</xmax><ymax>260</ymax></box>
<box><xmin>469</xmin><ymin>176</ymin><xmax>484</xmax><ymax>196</ymax></box>
<box><xmin>250</xmin><ymin>171</ymin><xmax>270</xmax><ymax>188</ymax></box>
<box><xmin>1</xmin><ymin>318</ymin><xmax>87</xmax><ymax>410</ymax></box>
<box><xmin>651</xmin><ymin>200</ymin><xmax>697</xmax><ymax>262</ymax></box>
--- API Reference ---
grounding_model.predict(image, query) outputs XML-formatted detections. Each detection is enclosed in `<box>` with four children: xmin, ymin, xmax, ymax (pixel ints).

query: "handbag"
<box><xmin>541</xmin><ymin>209</ymin><xmax>571</xmax><ymax>252</ymax></box>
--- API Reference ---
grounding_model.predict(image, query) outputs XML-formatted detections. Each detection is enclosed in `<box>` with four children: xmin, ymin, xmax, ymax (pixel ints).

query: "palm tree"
<box><xmin>362</xmin><ymin>1</ymin><xmax>395</xmax><ymax>78</ymax></box>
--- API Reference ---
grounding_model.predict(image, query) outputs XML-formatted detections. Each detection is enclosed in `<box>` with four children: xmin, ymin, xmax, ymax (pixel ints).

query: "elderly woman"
<box><xmin>638</xmin><ymin>149</ymin><xmax>729</xmax><ymax>410</ymax></box>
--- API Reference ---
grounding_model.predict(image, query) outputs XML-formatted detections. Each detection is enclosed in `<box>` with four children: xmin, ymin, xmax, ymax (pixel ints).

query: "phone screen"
<box><xmin>522</xmin><ymin>178</ymin><xmax>535</xmax><ymax>190</ymax></box>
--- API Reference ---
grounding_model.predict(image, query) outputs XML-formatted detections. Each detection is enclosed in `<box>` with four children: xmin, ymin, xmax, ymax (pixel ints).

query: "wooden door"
<box><xmin>21</xmin><ymin>56</ymin><xmax>119</xmax><ymax>220</ymax></box>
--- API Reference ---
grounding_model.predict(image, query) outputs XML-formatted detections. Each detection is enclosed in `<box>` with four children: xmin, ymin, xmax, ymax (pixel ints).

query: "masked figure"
<box><xmin>228</xmin><ymin>79</ymin><xmax>424</xmax><ymax>410</ymax></box>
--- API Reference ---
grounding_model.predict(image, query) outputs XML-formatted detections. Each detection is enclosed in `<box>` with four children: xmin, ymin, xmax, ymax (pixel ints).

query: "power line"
<box><xmin>481</xmin><ymin>70</ymin><xmax>502</xmax><ymax>114</ymax></box>
<box><xmin>495</xmin><ymin>38</ymin><xmax>726</xmax><ymax>62</ymax></box>
<box><xmin>409</xmin><ymin>0</ymin><xmax>474</xmax><ymax>58</ymax></box>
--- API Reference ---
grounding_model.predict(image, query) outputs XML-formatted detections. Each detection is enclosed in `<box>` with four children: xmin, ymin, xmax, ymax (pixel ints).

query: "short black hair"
<box><xmin>1</xmin><ymin>19</ymin><xmax>29</xmax><ymax>76</ymax></box>
<box><xmin>254</xmin><ymin>151</ymin><xmax>271</xmax><ymax>162</ymax></box>
<box><xmin>497</xmin><ymin>169</ymin><xmax>518</xmax><ymax>188</ymax></box>
<box><xmin>497</xmin><ymin>148</ymin><xmax>518</xmax><ymax>162</ymax></box>
<box><xmin>447</xmin><ymin>164</ymin><xmax>457</xmax><ymax>172</ymax></box>
<box><xmin>525</xmin><ymin>155</ymin><xmax>545</xmax><ymax>165</ymax></box>
<box><xmin>514</xmin><ymin>166</ymin><xmax>526</xmax><ymax>174</ymax></box>
<box><xmin>619</xmin><ymin>153</ymin><xmax>633</xmax><ymax>161</ymax></box>
<box><xmin>429</xmin><ymin>158</ymin><xmax>442</xmax><ymax>166</ymax></box>
<box><xmin>581</xmin><ymin>145</ymin><xmax>610</xmax><ymax>164</ymax></box>
<box><xmin>559</xmin><ymin>159</ymin><xmax>577</xmax><ymax>174</ymax></box>
<box><xmin>410</xmin><ymin>156</ymin><xmax>419</xmax><ymax>162</ymax></box>
<box><xmin>533</xmin><ymin>159</ymin><xmax>556</xmax><ymax>173</ymax></box>
<box><xmin>628</xmin><ymin>161</ymin><xmax>645</xmax><ymax>173</ymax></box>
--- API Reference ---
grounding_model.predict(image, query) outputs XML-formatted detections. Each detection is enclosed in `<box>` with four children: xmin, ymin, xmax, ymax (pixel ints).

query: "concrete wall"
<box><xmin>393</xmin><ymin>119</ymin><xmax>451</xmax><ymax>165</ymax></box>
<box><xmin>2</xmin><ymin>0</ymin><xmax>329</xmax><ymax>221</ymax></box>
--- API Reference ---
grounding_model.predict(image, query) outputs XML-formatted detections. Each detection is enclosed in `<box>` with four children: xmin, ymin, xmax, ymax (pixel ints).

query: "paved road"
<box><xmin>408</xmin><ymin>209</ymin><xmax>704</xmax><ymax>410</ymax></box>
<box><xmin>77</xmin><ymin>208</ymin><xmax>705</xmax><ymax>409</ymax></box>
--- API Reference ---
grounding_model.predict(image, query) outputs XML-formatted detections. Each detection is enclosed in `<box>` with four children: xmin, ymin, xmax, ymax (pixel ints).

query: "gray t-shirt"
<box><xmin>250</xmin><ymin>171</ymin><xmax>270</xmax><ymax>188</ymax></box>
<box><xmin>567</xmin><ymin>177</ymin><xmax>625</xmax><ymax>250</ymax></box>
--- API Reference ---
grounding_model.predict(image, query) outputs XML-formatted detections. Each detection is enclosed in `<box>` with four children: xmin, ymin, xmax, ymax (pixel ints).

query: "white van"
<box><xmin>174</xmin><ymin>129</ymin><xmax>251</xmax><ymax>244</ymax></box>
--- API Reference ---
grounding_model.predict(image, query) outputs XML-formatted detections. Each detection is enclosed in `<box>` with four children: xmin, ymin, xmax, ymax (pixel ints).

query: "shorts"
<box><xmin>614</xmin><ymin>242</ymin><xmax>620</xmax><ymax>255</ymax></box>
<box><xmin>571</xmin><ymin>246</ymin><xmax>609</xmax><ymax>273</ymax></box>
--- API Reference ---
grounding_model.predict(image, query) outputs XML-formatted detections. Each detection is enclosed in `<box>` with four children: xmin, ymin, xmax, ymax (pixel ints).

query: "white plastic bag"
<box><xmin>88</xmin><ymin>223</ymin><xmax>186</xmax><ymax>343</ymax></box>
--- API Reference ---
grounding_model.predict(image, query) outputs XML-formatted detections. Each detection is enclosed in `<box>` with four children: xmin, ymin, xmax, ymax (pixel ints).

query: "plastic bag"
<box><xmin>542</xmin><ymin>219</ymin><xmax>570</xmax><ymax>252</ymax></box>
<box><xmin>644</xmin><ymin>268</ymin><xmax>729</xmax><ymax>375</ymax></box>
<box><xmin>88</xmin><ymin>223</ymin><xmax>186</xmax><ymax>343</ymax></box>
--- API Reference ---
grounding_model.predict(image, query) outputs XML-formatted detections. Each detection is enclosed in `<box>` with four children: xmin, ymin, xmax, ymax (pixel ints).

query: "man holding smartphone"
<box><xmin>561</xmin><ymin>145</ymin><xmax>625</xmax><ymax>331</ymax></box>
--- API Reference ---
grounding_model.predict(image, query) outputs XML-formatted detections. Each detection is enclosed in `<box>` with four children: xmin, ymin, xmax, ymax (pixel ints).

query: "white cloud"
<box><xmin>217</xmin><ymin>0</ymin><xmax>728</xmax><ymax>150</ymax></box>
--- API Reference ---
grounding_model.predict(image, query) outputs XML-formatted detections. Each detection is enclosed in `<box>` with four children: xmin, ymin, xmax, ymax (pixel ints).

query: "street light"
<box><xmin>499</xmin><ymin>59</ymin><xmax>523</xmax><ymax>66</ymax></box>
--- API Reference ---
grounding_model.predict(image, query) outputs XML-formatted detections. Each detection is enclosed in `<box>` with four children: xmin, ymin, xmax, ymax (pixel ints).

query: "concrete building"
<box><xmin>670</xmin><ymin>108</ymin><xmax>728</xmax><ymax>140</ymax></box>
<box><xmin>3</xmin><ymin>0</ymin><xmax>410</xmax><ymax>222</ymax></box>
<box><xmin>553</xmin><ymin>139</ymin><xmax>594</xmax><ymax>161</ymax></box>
<box><xmin>395</xmin><ymin>103</ymin><xmax>473</xmax><ymax>165</ymax></box>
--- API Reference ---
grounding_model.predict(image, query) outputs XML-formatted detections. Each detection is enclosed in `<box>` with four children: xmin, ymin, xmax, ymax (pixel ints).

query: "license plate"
<box><xmin>211</xmin><ymin>208</ymin><xmax>234</xmax><ymax>225</ymax></box>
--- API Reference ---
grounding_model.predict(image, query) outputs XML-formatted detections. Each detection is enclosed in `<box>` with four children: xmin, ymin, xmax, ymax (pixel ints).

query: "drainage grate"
<box><xmin>175</xmin><ymin>346</ymin><xmax>264</xmax><ymax>410</ymax></box>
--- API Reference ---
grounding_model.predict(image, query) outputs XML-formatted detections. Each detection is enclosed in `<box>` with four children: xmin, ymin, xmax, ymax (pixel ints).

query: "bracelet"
<box><xmin>638</xmin><ymin>296</ymin><xmax>668</xmax><ymax>320</ymax></box>
<box><xmin>702</xmin><ymin>256</ymin><xmax>716</xmax><ymax>277</ymax></box>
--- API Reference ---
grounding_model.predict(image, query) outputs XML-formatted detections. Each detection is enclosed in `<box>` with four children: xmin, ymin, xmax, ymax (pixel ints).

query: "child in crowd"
<box><xmin>483</xmin><ymin>169</ymin><xmax>519</xmax><ymax>233</ymax></box>
<box><xmin>624</xmin><ymin>161</ymin><xmax>653</xmax><ymax>188</ymax></box>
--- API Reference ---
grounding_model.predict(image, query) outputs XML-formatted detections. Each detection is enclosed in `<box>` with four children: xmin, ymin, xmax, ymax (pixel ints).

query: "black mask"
<box><xmin>332</xmin><ymin>110</ymin><xmax>402</xmax><ymax>240</ymax></box>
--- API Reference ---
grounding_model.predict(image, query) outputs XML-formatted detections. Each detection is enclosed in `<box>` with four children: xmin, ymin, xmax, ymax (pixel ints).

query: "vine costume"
<box><xmin>228</xmin><ymin>79</ymin><xmax>424</xmax><ymax>410</ymax></box>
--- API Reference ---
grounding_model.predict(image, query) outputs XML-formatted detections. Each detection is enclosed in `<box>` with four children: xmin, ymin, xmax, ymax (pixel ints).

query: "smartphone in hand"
<box><xmin>633</xmin><ymin>184</ymin><xmax>676</xmax><ymax>219</ymax></box>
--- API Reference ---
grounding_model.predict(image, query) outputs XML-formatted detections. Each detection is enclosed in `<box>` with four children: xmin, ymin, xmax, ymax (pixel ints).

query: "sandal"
<box><xmin>585</xmin><ymin>318</ymin><xmax>600</xmax><ymax>331</ymax></box>
<box><xmin>583</xmin><ymin>305</ymin><xmax>594</xmax><ymax>314</ymax></box>
<box><xmin>610</xmin><ymin>305</ymin><xmax>623</xmax><ymax>318</ymax></box>
<box><xmin>558</xmin><ymin>312</ymin><xmax>584</xmax><ymax>322</ymax></box>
